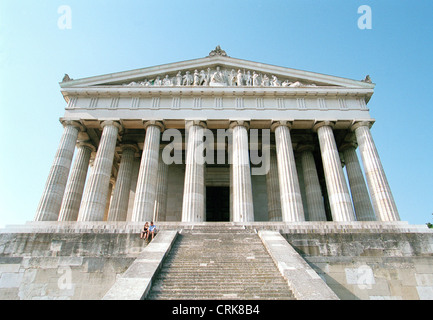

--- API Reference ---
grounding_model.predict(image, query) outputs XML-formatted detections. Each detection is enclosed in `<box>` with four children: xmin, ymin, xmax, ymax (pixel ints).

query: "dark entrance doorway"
<box><xmin>206</xmin><ymin>186</ymin><xmax>230</xmax><ymax>221</ymax></box>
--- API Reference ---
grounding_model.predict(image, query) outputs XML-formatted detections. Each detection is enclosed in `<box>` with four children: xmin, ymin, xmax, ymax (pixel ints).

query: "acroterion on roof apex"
<box><xmin>208</xmin><ymin>45</ymin><xmax>228</xmax><ymax>57</ymax></box>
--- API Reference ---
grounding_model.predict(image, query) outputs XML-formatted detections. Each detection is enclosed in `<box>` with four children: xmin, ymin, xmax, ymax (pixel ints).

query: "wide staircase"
<box><xmin>146</xmin><ymin>225</ymin><xmax>295</xmax><ymax>300</ymax></box>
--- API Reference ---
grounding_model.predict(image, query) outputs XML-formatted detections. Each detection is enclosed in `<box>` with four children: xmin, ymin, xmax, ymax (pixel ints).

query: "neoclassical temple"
<box><xmin>34</xmin><ymin>47</ymin><xmax>399</xmax><ymax>225</ymax></box>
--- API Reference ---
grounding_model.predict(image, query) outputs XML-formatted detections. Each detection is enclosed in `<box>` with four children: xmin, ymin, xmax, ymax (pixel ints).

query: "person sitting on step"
<box><xmin>148</xmin><ymin>221</ymin><xmax>157</xmax><ymax>241</ymax></box>
<box><xmin>140</xmin><ymin>222</ymin><xmax>149</xmax><ymax>240</ymax></box>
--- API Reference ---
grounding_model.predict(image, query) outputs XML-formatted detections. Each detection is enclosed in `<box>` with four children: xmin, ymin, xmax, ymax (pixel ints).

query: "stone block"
<box><xmin>0</xmin><ymin>287</ymin><xmax>19</xmax><ymax>299</ymax></box>
<box><xmin>322</xmin><ymin>272</ymin><xmax>346</xmax><ymax>286</ymax></box>
<box><xmin>0</xmin><ymin>272</ymin><xmax>24</xmax><ymax>288</ymax></box>
<box><xmin>414</xmin><ymin>261</ymin><xmax>433</xmax><ymax>274</ymax></box>
<box><xmin>345</xmin><ymin>265</ymin><xmax>375</xmax><ymax>288</ymax></box>
<box><xmin>45</xmin><ymin>280</ymin><xmax>75</xmax><ymax>298</ymax></box>
<box><xmin>18</xmin><ymin>282</ymin><xmax>48</xmax><ymax>299</ymax></box>
<box><xmin>415</xmin><ymin>273</ymin><xmax>433</xmax><ymax>286</ymax></box>
<box><xmin>28</xmin><ymin>257</ymin><xmax>60</xmax><ymax>269</ymax></box>
<box><xmin>0</xmin><ymin>257</ymin><xmax>23</xmax><ymax>264</ymax></box>
<box><xmin>50</xmin><ymin>240</ymin><xmax>64</xmax><ymax>252</ymax></box>
<box><xmin>0</xmin><ymin>264</ymin><xmax>21</xmax><ymax>273</ymax></box>
<box><xmin>416</xmin><ymin>286</ymin><xmax>433</xmax><ymax>300</ymax></box>
<box><xmin>32</xmin><ymin>268</ymin><xmax>60</xmax><ymax>284</ymax></box>
<box><xmin>397</xmin><ymin>269</ymin><xmax>416</xmax><ymax>286</ymax></box>
<box><xmin>84</xmin><ymin>258</ymin><xmax>105</xmax><ymax>273</ymax></box>
<box><xmin>399</xmin><ymin>286</ymin><xmax>420</xmax><ymax>300</ymax></box>
<box><xmin>58</xmin><ymin>257</ymin><xmax>84</xmax><ymax>267</ymax></box>
<box><xmin>350</xmin><ymin>285</ymin><xmax>371</xmax><ymax>300</ymax></box>
<box><xmin>369</xmin><ymin>278</ymin><xmax>391</xmax><ymax>296</ymax></box>
<box><xmin>388</xmin><ymin>281</ymin><xmax>419</xmax><ymax>299</ymax></box>
<box><xmin>369</xmin><ymin>295</ymin><xmax>402</xmax><ymax>300</ymax></box>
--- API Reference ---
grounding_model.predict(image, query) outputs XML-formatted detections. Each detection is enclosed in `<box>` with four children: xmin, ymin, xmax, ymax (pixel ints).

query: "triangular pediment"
<box><xmin>60</xmin><ymin>50</ymin><xmax>374</xmax><ymax>91</ymax></box>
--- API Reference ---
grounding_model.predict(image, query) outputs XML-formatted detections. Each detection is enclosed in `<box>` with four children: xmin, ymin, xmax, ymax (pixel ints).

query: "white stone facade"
<box><xmin>35</xmin><ymin>48</ymin><xmax>400</xmax><ymax>223</ymax></box>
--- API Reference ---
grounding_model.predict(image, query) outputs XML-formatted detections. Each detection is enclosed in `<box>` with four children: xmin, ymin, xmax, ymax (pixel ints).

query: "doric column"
<box><xmin>155</xmin><ymin>150</ymin><xmax>169</xmax><ymax>221</ymax></box>
<box><xmin>230</xmin><ymin>121</ymin><xmax>254</xmax><ymax>222</ymax></box>
<box><xmin>126</xmin><ymin>157</ymin><xmax>141</xmax><ymax>221</ymax></box>
<box><xmin>35</xmin><ymin>120</ymin><xmax>84</xmax><ymax>221</ymax></box>
<box><xmin>131</xmin><ymin>121</ymin><xmax>164</xmax><ymax>222</ymax></box>
<box><xmin>58</xmin><ymin>141</ymin><xmax>95</xmax><ymax>221</ymax></box>
<box><xmin>298</xmin><ymin>145</ymin><xmax>327</xmax><ymax>221</ymax></box>
<box><xmin>351</xmin><ymin>121</ymin><xmax>400</xmax><ymax>221</ymax></box>
<box><xmin>77</xmin><ymin>121</ymin><xmax>122</xmax><ymax>221</ymax></box>
<box><xmin>340</xmin><ymin>142</ymin><xmax>376</xmax><ymax>221</ymax></box>
<box><xmin>181</xmin><ymin>121</ymin><xmax>206</xmax><ymax>222</ymax></box>
<box><xmin>314</xmin><ymin>121</ymin><xmax>355</xmax><ymax>221</ymax></box>
<box><xmin>103</xmin><ymin>177</ymin><xmax>115</xmax><ymax>221</ymax></box>
<box><xmin>271</xmin><ymin>121</ymin><xmax>305</xmax><ymax>222</ymax></box>
<box><xmin>266</xmin><ymin>147</ymin><xmax>282</xmax><ymax>221</ymax></box>
<box><xmin>107</xmin><ymin>144</ymin><xmax>138</xmax><ymax>221</ymax></box>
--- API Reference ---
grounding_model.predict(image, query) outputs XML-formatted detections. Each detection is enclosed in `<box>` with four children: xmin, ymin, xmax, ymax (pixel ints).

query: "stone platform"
<box><xmin>0</xmin><ymin>221</ymin><xmax>432</xmax><ymax>300</ymax></box>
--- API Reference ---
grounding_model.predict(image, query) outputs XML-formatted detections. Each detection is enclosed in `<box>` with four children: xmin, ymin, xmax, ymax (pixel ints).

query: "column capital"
<box><xmin>185</xmin><ymin>120</ymin><xmax>207</xmax><ymax>130</ymax></box>
<box><xmin>313</xmin><ymin>121</ymin><xmax>335</xmax><ymax>132</ymax></box>
<box><xmin>143</xmin><ymin>120</ymin><xmax>164</xmax><ymax>132</ymax></box>
<box><xmin>77</xmin><ymin>141</ymin><xmax>96</xmax><ymax>152</ymax></box>
<box><xmin>120</xmin><ymin>143</ymin><xmax>139</xmax><ymax>153</ymax></box>
<box><xmin>339</xmin><ymin>141</ymin><xmax>358</xmax><ymax>152</ymax></box>
<box><xmin>229</xmin><ymin>120</ymin><xmax>250</xmax><ymax>130</ymax></box>
<box><xmin>101</xmin><ymin>120</ymin><xmax>123</xmax><ymax>133</ymax></box>
<box><xmin>350</xmin><ymin>120</ymin><xmax>373</xmax><ymax>132</ymax></box>
<box><xmin>297</xmin><ymin>144</ymin><xmax>315</xmax><ymax>153</ymax></box>
<box><xmin>270</xmin><ymin>120</ymin><xmax>293</xmax><ymax>132</ymax></box>
<box><xmin>61</xmin><ymin>120</ymin><xmax>85</xmax><ymax>132</ymax></box>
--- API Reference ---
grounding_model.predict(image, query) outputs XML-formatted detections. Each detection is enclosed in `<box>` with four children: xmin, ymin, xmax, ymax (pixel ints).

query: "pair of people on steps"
<box><xmin>140</xmin><ymin>221</ymin><xmax>157</xmax><ymax>241</ymax></box>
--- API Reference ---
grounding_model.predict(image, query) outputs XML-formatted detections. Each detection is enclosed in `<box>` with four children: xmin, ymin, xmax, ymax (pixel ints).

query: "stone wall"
<box><xmin>0</xmin><ymin>232</ymin><xmax>147</xmax><ymax>299</ymax></box>
<box><xmin>1</xmin><ymin>221</ymin><xmax>432</xmax><ymax>300</ymax></box>
<box><xmin>282</xmin><ymin>231</ymin><xmax>433</xmax><ymax>299</ymax></box>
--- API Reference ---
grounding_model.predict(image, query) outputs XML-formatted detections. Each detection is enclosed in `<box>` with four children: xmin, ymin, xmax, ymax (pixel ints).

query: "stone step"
<box><xmin>149</xmin><ymin>289</ymin><xmax>292</xmax><ymax>297</ymax></box>
<box><xmin>151</xmin><ymin>284</ymin><xmax>292</xmax><ymax>292</ymax></box>
<box><xmin>155</xmin><ymin>273</ymin><xmax>285</xmax><ymax>280</ymax></box>
<box><xmin>146</xmin><ymin>228</ymin><xmax>295</xmax><ymax>300</ymax></box>
<box><xmin>160</xmin><ymin>262</ymin><xmax>276</xmax><ymax>267</ymax></box>
<box><xmin>146</xmin><ymin>293</ymin><xmax>294</xmax><ymax>300</ymax></box>
<box><xmin>159</xmin><ymin>266</ymin><xmax>279</xmax><ymax>272</ymax></box>
<box><xmin>151</xmin><ymin>281</ymin><xmax>292</xmax><ymax>289</ymax></box>
<box><xmin>152</xmin><ymin>277</ymin><xmax>289</xmax><ymax>284</ymax></box>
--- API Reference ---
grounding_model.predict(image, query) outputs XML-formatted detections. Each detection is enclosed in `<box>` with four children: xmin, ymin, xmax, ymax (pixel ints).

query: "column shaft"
<box><xmin>231</xmin><ymin>122</ymin><xmax>254</xmax><ymax>222</ymax></box>
<box><xmin>131</xmin><ymin>122</ymin><xmax>163</xmax><ymax>222</ymax></box>
<box><xmin>342</xmin><ymin>145</ymin><xmax>376</xmax><ymax>221</ymax></box>
<box><xmin>58</xmin><ymin>142</ymin><xmax>94</xmax><ymax>221</ymax></box>
<box><xmin>266</xmin><ymin>148</ymin><xmax>282</xmax><ymax>221</ymax></box>
<box><xmin>353</xmin><ymin>122</ymin><xmax>399</xmax><ymax>221</ymax></box>
<box><xmin>315</xmin><ymin>122</ymin><xmax>355</xmax><ymax>221</ymax></box>
<box><xmin>155</xmin><ymin>153</ymin><xmax>169</xmax><ymax>221</ymax></box>
<box><xmin>103</xmin><ymin>179</ymin><xmax>115</xmax><ymax>221</ymax></box>
<box><xmin>273</xmin><ymin>122</ymin><xmax>305</xmax><ymax>222</ymax></box>
<box><xmin>77</xmin><ymin>121</ymin><xmax>121</xmax><ymax>221</ymax></box>
<box><xmin>35</xmin><ymin>121</ymin><xmax>82</xmax><ymax>221</ymax></box>
<box><xmin>181</xmin><ymin>121</ymin><xmax>206</xmax><ymax>222</ymax></box>
<box><xmin>300</xmin><ymin>148</ymin><xmax>327</xmax><ymax>221</ymax></box>
<box><xmin>107</xmin><ymin>145</ymin><xmax>137</xmax><ymax>221</ymax></box>
<box><xmin>126</xmin><ymin>158</ymin><xmax>141</xmax><ymax>221</ymax></box>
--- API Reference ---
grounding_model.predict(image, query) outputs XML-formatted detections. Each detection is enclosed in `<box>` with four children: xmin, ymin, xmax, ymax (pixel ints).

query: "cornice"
<box><xmin>61</xmin><ymin>86</ymin><xmax>374</xmax><ymax>101</ymax></box>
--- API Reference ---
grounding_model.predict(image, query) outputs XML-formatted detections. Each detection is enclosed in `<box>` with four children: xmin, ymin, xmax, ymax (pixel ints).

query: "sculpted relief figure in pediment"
<box><xmin>122</xmin><ymin>66</ymin><xmax>318</xmax><ymax>88</ymax></box>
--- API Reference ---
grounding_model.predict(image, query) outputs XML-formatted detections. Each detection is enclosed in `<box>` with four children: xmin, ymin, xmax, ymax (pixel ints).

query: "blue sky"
<box><xmin>0</xmin><ymin>0</ymin><xmax>432</xmax><ymax>227</ymax></box>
